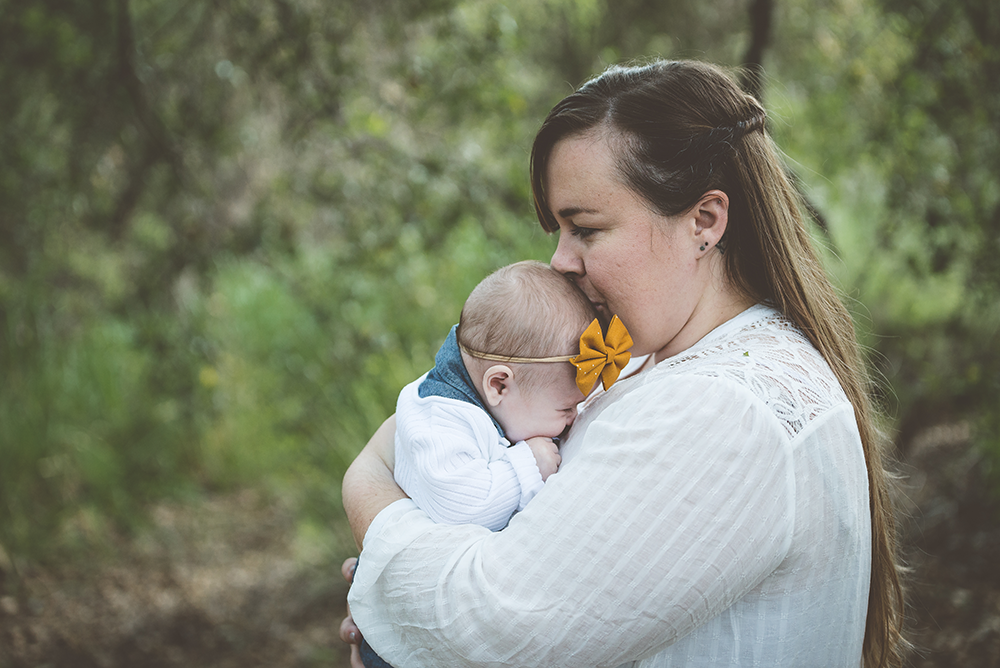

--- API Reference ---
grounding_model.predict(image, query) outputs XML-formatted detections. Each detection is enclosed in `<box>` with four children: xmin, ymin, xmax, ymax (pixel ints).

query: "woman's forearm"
<box><xmin>343</xmin><ymin>414</ymin><xmax>406</xmax><ymax>550</ymax></box>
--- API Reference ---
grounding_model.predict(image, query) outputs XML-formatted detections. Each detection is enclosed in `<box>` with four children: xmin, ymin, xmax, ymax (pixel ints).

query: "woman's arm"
<box><xmin>342</xmin><ymin>414</ymin><xmax>406</xmax><ymax>550</ymax></box>
<box><xmin>341</xmin><ymin>416</ymin><xmax>404</xmax><ymax>667</ymax></box>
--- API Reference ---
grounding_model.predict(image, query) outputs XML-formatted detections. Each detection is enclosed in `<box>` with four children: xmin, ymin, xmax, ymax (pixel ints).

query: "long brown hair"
<box><xmin>530</xmin><ymin>59</ymin><xmax>905</xmax><ymax>667</ymax></box>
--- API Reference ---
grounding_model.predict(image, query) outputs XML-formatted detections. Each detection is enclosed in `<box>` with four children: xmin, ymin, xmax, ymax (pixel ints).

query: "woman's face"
<box><xmin>545</xmin><ymin>131</ymin><xmax>710</xmax><ymax>359</ymax></box>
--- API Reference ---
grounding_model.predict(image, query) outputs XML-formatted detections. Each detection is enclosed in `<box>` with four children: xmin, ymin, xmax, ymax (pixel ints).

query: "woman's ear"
<box><xmin>482</xmin><ymin>365</ymin><xmax>515</xmax><ymax>407</ymax></box>
<box><xmin>693</xmin><ymin>190</ymin><xmax>729</xmax><ymax>252</ymax></box>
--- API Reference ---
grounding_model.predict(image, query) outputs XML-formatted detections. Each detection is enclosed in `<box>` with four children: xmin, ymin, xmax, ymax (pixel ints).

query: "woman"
<box><xmin>341</xmin><ymin>59</ymin><xmax>905</xmax><ymax>667</ymax></box>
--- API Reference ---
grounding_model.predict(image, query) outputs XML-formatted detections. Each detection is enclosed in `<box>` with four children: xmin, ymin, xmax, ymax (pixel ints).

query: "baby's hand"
<box><xmin>526</xmin><ymin>436</ymin><xmax>561</xmax><ymax>481</ymax></box>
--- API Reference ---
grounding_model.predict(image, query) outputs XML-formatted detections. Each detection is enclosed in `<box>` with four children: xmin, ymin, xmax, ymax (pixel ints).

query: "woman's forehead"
<box><xmin>546</xmin><ymin>135</ymin><xmax>622</xmax><ymax>205</ymax></box>
<box><xmin>547</xmin><ymin>137</ymin><xmax>653</xmax><ymax>221</ymax></box>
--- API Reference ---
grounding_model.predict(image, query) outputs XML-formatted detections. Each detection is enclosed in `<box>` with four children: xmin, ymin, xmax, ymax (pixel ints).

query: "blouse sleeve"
<box><xmin>350</xmin><ymin>373</ymin><xmax>796</xmax><ymax>667</ymax></box>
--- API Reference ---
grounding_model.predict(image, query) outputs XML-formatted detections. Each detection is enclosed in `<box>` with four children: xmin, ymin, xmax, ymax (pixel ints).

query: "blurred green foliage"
<box><xmin>1</xmin><ymin>0</ymin><xmax>997</xmax><ymax>562</ymax></box>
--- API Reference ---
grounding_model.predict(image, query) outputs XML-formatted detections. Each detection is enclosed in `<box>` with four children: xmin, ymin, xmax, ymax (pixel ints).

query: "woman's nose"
<box><xmin>551</xmin><ymin>233</ymin><xmax>583</xmax><ymax>276</ymax></box>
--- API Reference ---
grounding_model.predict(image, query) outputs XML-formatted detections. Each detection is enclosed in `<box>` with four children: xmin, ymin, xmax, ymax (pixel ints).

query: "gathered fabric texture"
<box><xmin>349</xmin><ymin>304</ymin><xmax>871</xmax><ymax>668</ymax></box>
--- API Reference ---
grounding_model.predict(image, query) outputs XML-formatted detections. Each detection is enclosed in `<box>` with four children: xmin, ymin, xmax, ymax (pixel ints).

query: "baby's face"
<box><xmin>501</xmin><ymin>369</ymin><xmax>583</xmax><ymax>443</ymax></box>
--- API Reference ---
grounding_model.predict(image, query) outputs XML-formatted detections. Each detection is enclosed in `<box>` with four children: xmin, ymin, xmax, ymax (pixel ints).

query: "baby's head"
<box><xmin>458</xmin><ymin>261</ymin><xmax>597</xmax><ymax>442</ymax></box>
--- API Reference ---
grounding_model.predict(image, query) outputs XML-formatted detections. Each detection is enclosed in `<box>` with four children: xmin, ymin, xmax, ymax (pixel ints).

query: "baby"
<box><xmin>394</xmin><ymin>260</ymin><xmax>601</xmax><ymax>531</ymax></box>
<box><xmin>358</xmin><ymin>260</ymin><xmax>633</xmax><ymax>668</ymax></box>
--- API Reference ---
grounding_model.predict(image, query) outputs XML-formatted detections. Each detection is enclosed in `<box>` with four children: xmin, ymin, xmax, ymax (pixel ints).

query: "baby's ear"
<box><xmin>482</xmin><ymin>365</ymin><xmax>514</xmax><ymax>407</ymax></box>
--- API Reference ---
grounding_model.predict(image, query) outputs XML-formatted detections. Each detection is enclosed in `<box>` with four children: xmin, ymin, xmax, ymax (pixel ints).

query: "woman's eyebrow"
<box><xmin>557</xmin><ymin>206</ymin><xmax>599</xmax><ymax>218</ymax></box>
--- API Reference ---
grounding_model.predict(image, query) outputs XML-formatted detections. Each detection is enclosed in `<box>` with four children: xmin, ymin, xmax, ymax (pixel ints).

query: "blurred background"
<box><xmin>0</xmin><ymin>0</ymin><xmax>997</xmax><ymax>665</ymax></box>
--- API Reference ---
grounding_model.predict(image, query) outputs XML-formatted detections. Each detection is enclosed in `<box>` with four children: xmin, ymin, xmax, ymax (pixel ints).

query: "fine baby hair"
<box><xmin>457</xmin><ymin>260</ymin><xmax>596</xmax><ymax>390</ymax></box>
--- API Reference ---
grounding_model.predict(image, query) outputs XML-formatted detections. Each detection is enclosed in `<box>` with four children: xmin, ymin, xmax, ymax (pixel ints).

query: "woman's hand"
<box><xmin>339</xmin><ymin>557</ymin><xmax>364</xmax><ymax>668</ymax></box>
<box><xmin>343</xmin><ymin>414</ymin><xmax>407</xmax><ymax>549</ymax></box>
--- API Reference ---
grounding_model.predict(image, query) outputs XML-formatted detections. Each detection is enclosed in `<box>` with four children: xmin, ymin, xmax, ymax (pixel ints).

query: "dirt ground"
<box><xmin>897</xmin><ymin>424</ymin><xmax>1000</xmax><ymax>666</ymax></box>
<box><xmin>0</xmin><ymin>492</ymin><xmax>355</xmax><ymax>668</ymax></box>
<box><xmin>1</xmin><ymin>425</ymin><xmax>998</xmax><ymax>667</ymax></box>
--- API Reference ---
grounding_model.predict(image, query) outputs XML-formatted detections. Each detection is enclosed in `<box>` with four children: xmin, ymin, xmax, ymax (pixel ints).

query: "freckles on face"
<box><xmin>591</xmin><ymin>225</ymin><xmax>688</xmax><ymax>356</ymax></box>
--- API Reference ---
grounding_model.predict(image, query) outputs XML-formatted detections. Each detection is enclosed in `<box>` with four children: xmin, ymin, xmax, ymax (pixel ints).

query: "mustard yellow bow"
<box><xmin>570</xmin><ymin>316</ymin><xmax>633</xmax><ymax>395</ymax></box>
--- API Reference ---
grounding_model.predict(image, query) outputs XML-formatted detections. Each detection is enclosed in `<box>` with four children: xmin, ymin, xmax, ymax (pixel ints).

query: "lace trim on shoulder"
<box><xmin>656</xmin><ymin>312</ymin><xmax>849</xmax><ymax>439</ymax></box>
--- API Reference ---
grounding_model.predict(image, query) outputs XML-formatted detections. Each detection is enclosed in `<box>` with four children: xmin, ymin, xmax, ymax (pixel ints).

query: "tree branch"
<box><xmin>112</xmin><ymin>0</ymin><xmax>184</xmax><ymax>239</ymax></box>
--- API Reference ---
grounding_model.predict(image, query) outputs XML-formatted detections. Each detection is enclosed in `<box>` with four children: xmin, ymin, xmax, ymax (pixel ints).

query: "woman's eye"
<box><xmin>570</xmin><ymin>225</ymin><xmax>596</xmax><ymax>239</ymax></box>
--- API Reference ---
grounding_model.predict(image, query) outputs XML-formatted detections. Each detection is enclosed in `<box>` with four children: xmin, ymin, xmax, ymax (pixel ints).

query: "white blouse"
<box><xmin>349</xmin><ymin>305</ymin><xmax>871</xmax><ymax>667</ymax></box>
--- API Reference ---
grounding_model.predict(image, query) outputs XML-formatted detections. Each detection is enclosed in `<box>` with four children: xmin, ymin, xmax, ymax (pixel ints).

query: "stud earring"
<box><xmin>699</xmin><ymin>243</ymin><xmax>707</xmax><ymax>251</ymax></box>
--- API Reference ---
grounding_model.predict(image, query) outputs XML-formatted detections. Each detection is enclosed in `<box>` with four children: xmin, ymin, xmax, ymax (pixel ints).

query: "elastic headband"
<box><xmin>456</xmin><ymin>343</ymin><xmax>574</xmax><ymax>364</ymax></box>
<box><xmin>459</xmin><ymin>316</ymin><xmax>634</xmax><ymax>394</ymax></box>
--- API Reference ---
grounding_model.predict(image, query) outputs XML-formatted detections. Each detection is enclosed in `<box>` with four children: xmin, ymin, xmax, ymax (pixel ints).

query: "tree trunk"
<box><xmin>742</xmin><ymin>0</ymin><xmax>773</xmax><ymax>101</ymax></box>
